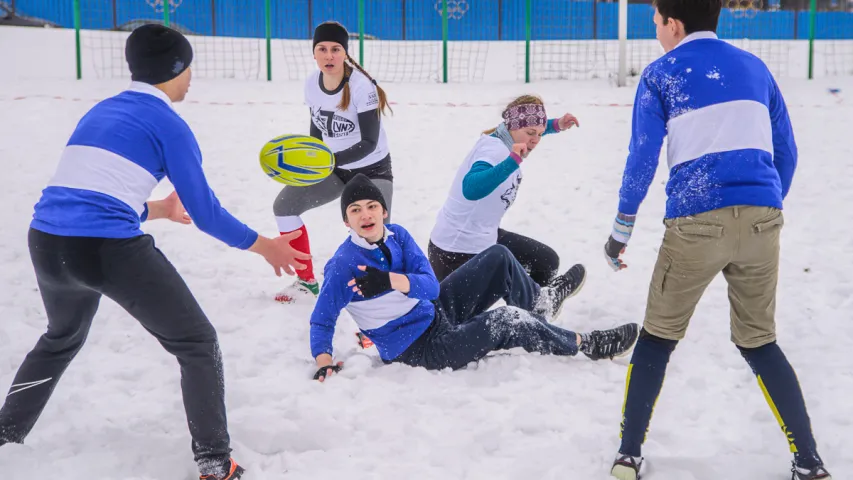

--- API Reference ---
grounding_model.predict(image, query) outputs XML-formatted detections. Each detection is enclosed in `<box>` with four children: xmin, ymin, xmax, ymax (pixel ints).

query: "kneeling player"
<box><xmin>308</xmin><ymin>174</ymin><xmax>640</xmax><ymax>380</ymax></box>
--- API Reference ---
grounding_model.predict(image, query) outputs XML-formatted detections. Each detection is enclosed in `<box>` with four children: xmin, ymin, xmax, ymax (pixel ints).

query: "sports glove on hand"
<box><xmin>605</xmin><ymin>212</ymin><xmax>636</xmax><ymax>271</ymax></box>
<box><xmin>353</xmin><ymin>266</ymin><xmax>392</xmax><ymax>299</ymax></box>
<box><xmin>313</xmin><ymin>364</ymin><xmax>343</xmax><ymax>381</ymax></box>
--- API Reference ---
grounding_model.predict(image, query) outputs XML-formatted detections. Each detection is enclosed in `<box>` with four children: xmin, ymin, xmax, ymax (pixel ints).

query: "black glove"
<box><xmin>604</xmin><ymin>235</ymin><xmax>627</xmax><ymax>271</ymax></box>
<box><xmin>354</xmin><ymin>266</ymin><xmax>392</xmax><ymax>299</ymax></box>
<box><xmin>604</xmin><ymin>235</ymin><xmax>626</xmax><ymax>258</ymax></box>
<box><xmin>313</xmin><ymin>364</ymin><xmax>342</xmax><ymax>381</ymax></box>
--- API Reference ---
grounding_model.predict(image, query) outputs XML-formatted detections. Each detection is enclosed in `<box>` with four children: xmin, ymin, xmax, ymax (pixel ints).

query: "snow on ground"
<box><xmin>1</xmin><ymin>59</ymin><xmax>852</xmax><ymax>480</ymax></box>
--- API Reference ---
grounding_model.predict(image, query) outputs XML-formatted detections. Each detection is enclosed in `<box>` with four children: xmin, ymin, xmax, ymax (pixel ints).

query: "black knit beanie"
<box><xmin>341</xmin><ymin>174</ymin><xmax>387</xmax><ymax>221</ymax></box>
<box><xmin>313</xmin><ymin>21</ymin><xmax>349</xmax><ymax>53</ymax></box>
<box><xmin>125</xmin><ymin>24</ymin><xmax>193</xmax><ymax>85</ymax></box>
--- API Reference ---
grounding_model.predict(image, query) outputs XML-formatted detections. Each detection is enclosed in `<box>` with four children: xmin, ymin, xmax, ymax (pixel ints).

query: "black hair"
<box><xmin>653</xmin><ymin>0</ymin><xmax>722</xmax><ymax>34</ymax></box>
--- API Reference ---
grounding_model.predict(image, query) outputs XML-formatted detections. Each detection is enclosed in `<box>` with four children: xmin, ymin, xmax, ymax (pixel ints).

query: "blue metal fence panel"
<box><xmin>9</xmin><ymin>0</ymin><xmax>853</xmax><ymax>40</ymax></box>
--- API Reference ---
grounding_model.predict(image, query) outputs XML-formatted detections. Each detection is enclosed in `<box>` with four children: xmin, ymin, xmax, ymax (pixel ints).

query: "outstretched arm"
<box><xmin>162</xmin><ymin>122</ymin><xmax>311</xmax><ymax>275</ymax></box>
<box><xmin>605</xmin><ymin>75</ymin><xmax>666</xmax><ymax>271</ymax></box>
<box><xmin>544</xmin><ymin>113</ymin><xmax>580</xmax><ymax>135</ymax></box>
<box><xmin>161</xmin><ymin>124</ymin><xmax>258</xmax><ymax>249</ymax></box>
<box><xmin>310</xmin><ymin>263</ymin><xmax>354</xmax><ymax>359</ymax></box>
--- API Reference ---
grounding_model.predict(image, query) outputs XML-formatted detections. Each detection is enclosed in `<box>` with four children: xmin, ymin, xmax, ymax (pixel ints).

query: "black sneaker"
<box><xmin>610</xmin><ymin>453</ymin><xmax>644</xmax><ymax>480</ymax></box>
<box><xmin>792</xmin><ymin>462</ymin><xmax>832</xmax><ymax>480</ymax></box>
<box><xmin>580</xmin><ymin>323</ymin><xmax>639</xmax><ymax>360</ymax></box>
<box><xmin>533</xmin><ymin>264</ymin><xmax>586</xmax><ymax>321</ymax></box>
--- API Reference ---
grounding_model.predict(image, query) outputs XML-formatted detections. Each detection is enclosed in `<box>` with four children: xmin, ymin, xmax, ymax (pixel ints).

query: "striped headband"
<box><xmin>502</xmin><ymin>103</ymin><xmax>547</xmax><ymax>130</ymax></box>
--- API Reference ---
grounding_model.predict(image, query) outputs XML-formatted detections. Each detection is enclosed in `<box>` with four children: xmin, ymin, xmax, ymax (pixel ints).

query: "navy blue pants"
<box><xmin>393</xmin><ymin>245</ymin><xmax>579</xmax><ymax>371</ymax></box>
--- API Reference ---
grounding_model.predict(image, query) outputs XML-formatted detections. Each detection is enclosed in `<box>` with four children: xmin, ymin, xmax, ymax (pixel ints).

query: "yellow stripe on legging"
<box><xmin>619</xmin><ymin>364</ymin><xmax>633</xmax><ymax>439</ymax></box>
<box><xmin>757</xmin><ymin>374</ymin><xmax>798</xmax><ymax>453</ymax></box>
<box><xmin>620</xmin><ymin>363</ymin><xmax>666</xmax><ymax>443</ymax></box>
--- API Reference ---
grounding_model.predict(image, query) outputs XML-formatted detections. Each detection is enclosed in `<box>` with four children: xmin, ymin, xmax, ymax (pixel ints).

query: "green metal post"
<box><xmin>525</xmin><ymin>0</ymin><xmax>531</xmax><ymax>83</ymax></box>
<box><xmin>808</xmin><ymin>0</ymin><xmax>816</xmax><ymax>79</ymax></box>
<box><xmin>163</xmin><ymin>0</ymin><xmax>170</xmax><ymax>27</ymax></box>
<box><xmin>74</xmin><ymin>0</ymin><xmax>81</xmax><ymax>79</ymax></box>
<box><xmin>442</xmin><ymin>0</ymin><xmax>448</xmax><ymax>83</ymax></box>
<box><xmin>358</xmin><ymin>0</ymin><xmax>365</xmax><ymax>65</ymax></box>
<box><xmin>265</xmin><ymin>0</ymin><xmax>272</xmax><ymax>81</ymax></box>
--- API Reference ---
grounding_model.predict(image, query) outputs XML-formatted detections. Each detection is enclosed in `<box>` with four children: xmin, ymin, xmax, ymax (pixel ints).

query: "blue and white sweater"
<box><xmin>309</xmin><ymin>224</ymin><xmax>440</xmax><ymax>361</ymax></box>
<box><xmin>30</xmin><ymin>82</ymin><xmax>258</xmax><ymax>249</ymax></box>
<box><xmin>618</xmin><ymin>32</ymin><xmax>797</xmax><ymax>219</ymax></box>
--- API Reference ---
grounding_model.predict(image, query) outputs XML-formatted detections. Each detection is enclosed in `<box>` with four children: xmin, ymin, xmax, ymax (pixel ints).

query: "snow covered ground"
<box><xmin>1</xmin><ymin>30</ymin><xmax>852</xmax><ymax>480</ymax></box>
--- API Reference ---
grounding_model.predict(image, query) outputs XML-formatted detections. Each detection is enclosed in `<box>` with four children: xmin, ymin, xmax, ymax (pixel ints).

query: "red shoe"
<box><xmin>200</xmin><ymin>458</ymin><xmax>245</xmax><ymax>480</ymax></box>
<box><xmin>356</xmin><ymin>332</ymin><xmax>374</xmax><ymax>349</ymax></box>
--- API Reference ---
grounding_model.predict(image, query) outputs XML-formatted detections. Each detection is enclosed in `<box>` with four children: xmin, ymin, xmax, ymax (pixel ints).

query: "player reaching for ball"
<box><xmin>0</xmin><ymin>24</ymin><xmax>309</xmax><ymax>480</ymax></box>
<box><xmin>428</xmin><ymin>95</ymin><xmax>586</xmax><ymax>316</ymax></box>
<box><xmin>272</xmin><ymin>21</ymin><xmax>394</xmax><ymax>304</ymax></box>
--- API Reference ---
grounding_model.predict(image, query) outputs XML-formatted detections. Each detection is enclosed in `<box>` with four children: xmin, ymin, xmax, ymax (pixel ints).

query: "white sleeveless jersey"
<box><xmin>304</xmin><ymin>68</ymin><xmax>390</xmax><ymax>170</ymax></box>
<box><xmin>430</xmin><ymin>134</ymin><xmax>523</xmax><ymax>254</ymax></box>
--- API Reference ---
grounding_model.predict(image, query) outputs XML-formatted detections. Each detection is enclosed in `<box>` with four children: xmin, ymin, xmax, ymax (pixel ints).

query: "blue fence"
<box><xmin>10</xmin><ymin>0</ymin><xmax>853</xmax><ymax>40</ymax></box>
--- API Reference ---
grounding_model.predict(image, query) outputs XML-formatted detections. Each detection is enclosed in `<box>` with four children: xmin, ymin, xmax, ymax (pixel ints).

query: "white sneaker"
<box><xmin>274</xmin><ymin>278</ymin><xmax>319</xmax><ymax>304</ymax></box>
<box><xmin>611</xmin><ymin>453</ymin><xmax>644</xmax><ymax>480</ymax></box>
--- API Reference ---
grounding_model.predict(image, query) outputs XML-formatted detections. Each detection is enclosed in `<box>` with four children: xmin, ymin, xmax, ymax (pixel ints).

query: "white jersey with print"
<box><xmin>304</xmin><ymin>68</ymin><xmax>390</xmax><ymax>171</ymax></box>
<box><xmin>430</xmin><ymin>134</ymin><xmax>523</xmax><ymax>254</ymax></box>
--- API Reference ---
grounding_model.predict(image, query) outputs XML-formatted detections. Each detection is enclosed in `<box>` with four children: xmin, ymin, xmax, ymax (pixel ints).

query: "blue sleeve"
<box><xmin>543</xmin><ymin>118</ymin><xmax>561</xmax><ymax>135</ymax></box>
<box><xmin>393</xmin><ymin>226</ymin><xmax>439</xmax><ymax>301</ymax></box>
<box><xmin>140</xmin><ymin>202</ymin><xmax>149</xmax><ymax>222</ymax></box>
<box><xmin>768</xmin><ymin>76</ymin><xmax>797</xmax><ymax>199</ymax></box>
<box><xmin>462</xmin><ymin>157</ymin><xmax>520</xmax><ymax>201</ymax></box>
<box><xmin>309</xmin><ymin>260</ymin><xmax>354</xmax><ymax>358</ymax></box>
<box><xmin>161</xmin><ymin>121</ymin><xmax>259</xmax><ymax>249</ymax></box>
<box><xmin>617</xmin><ymin>74</ymin><xmax>667</xmax><ymax>215</ymax></box>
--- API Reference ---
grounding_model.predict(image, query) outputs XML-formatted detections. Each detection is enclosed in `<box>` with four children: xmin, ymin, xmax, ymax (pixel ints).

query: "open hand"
<box><xmin>249</xmin><ymin>230</ymin><xmax>312</xmax><ymax>277</ymax></box>
<box><xmin>162</xmin><ymin>191</ymin><xmax>192</xmax><ymax>225</ymax></box>
<box><xmin>558</xmin><ymin>113</ymin><xmax>580</xmax><ymax>130</ymax></box>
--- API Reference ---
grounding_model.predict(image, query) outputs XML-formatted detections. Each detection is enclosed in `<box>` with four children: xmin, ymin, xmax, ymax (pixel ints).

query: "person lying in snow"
<box><xmin>308</xmin><ymin>173</ymin><xmax>640</xmax><ymax>381</ymax></box>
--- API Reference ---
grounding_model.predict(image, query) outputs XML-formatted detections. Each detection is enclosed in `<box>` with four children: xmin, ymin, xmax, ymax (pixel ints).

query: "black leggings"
<box><xmin>428</xmin><ymin>229</ymin><xmax>560</xmax><ymax>286</ymax></box>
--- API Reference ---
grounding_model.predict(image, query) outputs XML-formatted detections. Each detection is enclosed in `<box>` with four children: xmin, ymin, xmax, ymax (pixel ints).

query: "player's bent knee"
<box><xmin>734</xmin><ymin>336</ymin><xmax>777</xmax><ymax>352</ymax></box>
<box><xmin>639</xmin><ymin>327</ymin><xmax>679</xmax><ymax>351</ymax></box>
<box><xmin>483</xmin><ymin>243</ymin><xmax>513</xmax><ymax>259</ymax></box>
<box><xmin>640</xmin><ymin>322</ymin><xmax>684</xmax><ymax>349</ymax></box>
<box><xmin>273</xmin><ymin>198</ymin><xmax>306</xmax><ymax>217</ymax></box>
<box><xmin>537</xmin><ymin>247</ymin><xmax>560</xmax><ymax>276</ymax></box>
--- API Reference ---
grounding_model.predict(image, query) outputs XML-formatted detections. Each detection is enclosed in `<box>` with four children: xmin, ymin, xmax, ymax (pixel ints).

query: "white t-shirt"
<box><xmin>304</xmin><ymin>68</ymin><xmax>390</xmax><ymax>171</ymax></box>
<box><xmin>430</xmin><ymin>134</ymin><xmax>523</xmax><ymax>254</ymax></box>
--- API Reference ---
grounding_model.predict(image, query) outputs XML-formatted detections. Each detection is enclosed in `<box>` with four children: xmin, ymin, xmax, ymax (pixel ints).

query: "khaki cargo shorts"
<box><xmin>643</xmin><ymin>205</ymin><xmax>785</xmax><ymax>348</ymax></box>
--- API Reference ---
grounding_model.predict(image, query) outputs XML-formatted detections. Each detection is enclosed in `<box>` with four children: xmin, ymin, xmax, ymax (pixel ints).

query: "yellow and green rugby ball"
<box><xmin>259</xmin><ymin>134</ymin><xmax>335</xmax><ymax>186</ymax></box>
